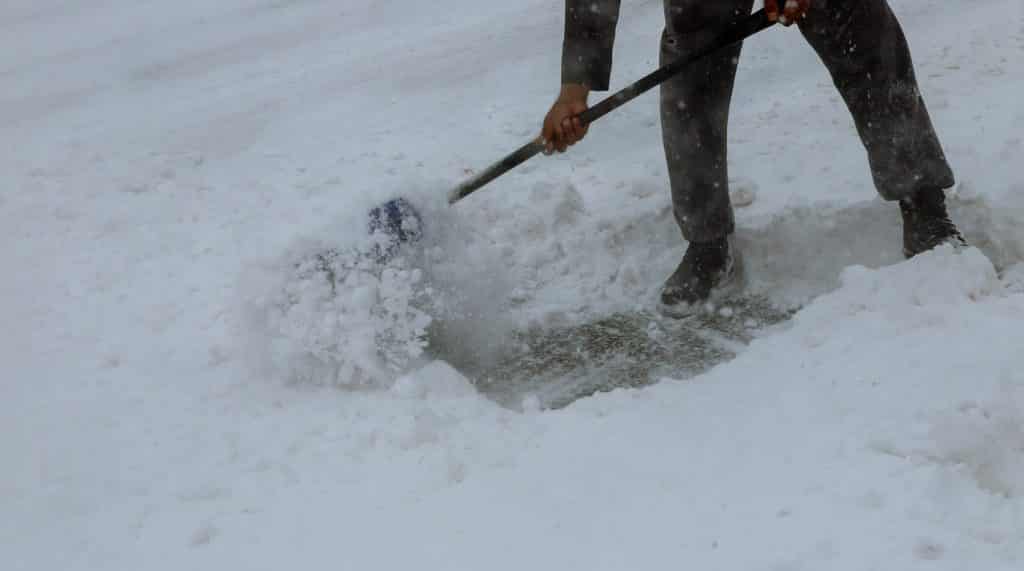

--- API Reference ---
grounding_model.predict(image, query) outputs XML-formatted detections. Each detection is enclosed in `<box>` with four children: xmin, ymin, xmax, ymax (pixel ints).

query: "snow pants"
<box><xmin>660</xmin><ymin>0</ymin><xmax>955</xmax><ymax>242</ymax></box>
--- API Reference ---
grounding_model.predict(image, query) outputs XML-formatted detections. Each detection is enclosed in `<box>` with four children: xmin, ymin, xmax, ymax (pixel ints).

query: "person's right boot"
<box><xmin>899</xmin><ymin>187</ymin><xmax>966</xmax><ymax>258</ymax></box>
<box><xmin>660</xmin><ymin>236</ymin><xmax>736</xmax><ymax>315</ymax></box>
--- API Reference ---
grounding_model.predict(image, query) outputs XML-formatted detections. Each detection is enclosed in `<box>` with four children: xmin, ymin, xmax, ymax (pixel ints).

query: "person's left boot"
<box><xmin>660</xmin><ymin>236</ymin><xmax>736</xmax><ymax>315</ymax></box>
<box><xmin>899</xmin><ymin>187</ymin><xmax>966</xmax><ymax>258</ymax></box>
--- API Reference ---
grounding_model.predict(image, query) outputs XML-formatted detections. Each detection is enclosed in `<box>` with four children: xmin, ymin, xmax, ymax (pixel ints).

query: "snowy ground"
<box><xmin>3</xmin><ymin>0</ymin><xmax>1024</xmax><ymax>569</ymax></box>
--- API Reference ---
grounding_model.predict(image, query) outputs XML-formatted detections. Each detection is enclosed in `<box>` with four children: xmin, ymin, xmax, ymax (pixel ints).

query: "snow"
<box><xmin>3</xmin><ymin>0</ymin><xmax>1024</xmax><ymax>569</ymax></box>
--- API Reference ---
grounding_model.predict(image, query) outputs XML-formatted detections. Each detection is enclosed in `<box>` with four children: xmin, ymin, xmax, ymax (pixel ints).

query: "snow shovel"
<box><xmin>446</xmin><ymin>8</ymin><xmax>778</xmax><ymax>205</ymax></box>
<box><xmin>370</xmin><ymin>8</ymin><xmax>777</xmax><ymax>251</ymax></box>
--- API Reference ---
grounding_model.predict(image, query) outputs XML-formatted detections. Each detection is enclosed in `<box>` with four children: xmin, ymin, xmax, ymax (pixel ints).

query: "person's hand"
<box><xmin>766</xmin><ymin>0</ymin><xmax>811</xmax><ymax>26</ymax></box>
<box><xmin>542</xmin><ymin>84</ymin><xmax>590</xmax><ymax>154</ymax></box>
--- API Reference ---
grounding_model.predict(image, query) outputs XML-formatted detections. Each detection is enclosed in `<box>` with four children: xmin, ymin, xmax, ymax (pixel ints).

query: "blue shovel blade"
<box><xmin>368</xmin><ymin>197</ymin><xmax>423</xmax><ymax>262</ymax></box>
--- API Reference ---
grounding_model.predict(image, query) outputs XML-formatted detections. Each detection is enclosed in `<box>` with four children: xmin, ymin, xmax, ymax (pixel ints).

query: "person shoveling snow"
<box><xmin>269</xmin><ymin>2</ymin><xmax>977</xmax><ymax>389</ymax></box>
<box><xmin>542</xmin><ymin>0</ymin><xmax>966</xmax><ymax>315</ymax></box>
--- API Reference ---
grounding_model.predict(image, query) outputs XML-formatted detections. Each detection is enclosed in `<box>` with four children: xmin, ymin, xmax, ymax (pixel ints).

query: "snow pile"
<box><xmin>237</xmin><ymin>198</ymin><xmax>514</xmax><ymax>388</ymax></box>
<box><xmin>240</xmin><ymin>239</ymin><xmax>432</xmax><ymax>387</ymax></box>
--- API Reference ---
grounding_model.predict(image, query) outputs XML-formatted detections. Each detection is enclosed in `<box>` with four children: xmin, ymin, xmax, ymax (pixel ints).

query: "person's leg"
<box><xmin>797</xmin><ymin>0</ymin><xmax>955</xmax><ymax>200</ymax></box>
<box><xmin>660</xmin><ymin>0</ymin><xmax>755</xmax><ymax>243</ymax></box>
<box><xmin>658</xmin><ymin>0</ymin><xmax>754</xmax><ymax>312</ymax></box>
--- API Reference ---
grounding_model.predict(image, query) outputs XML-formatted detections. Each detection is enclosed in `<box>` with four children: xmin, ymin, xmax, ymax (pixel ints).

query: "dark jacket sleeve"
<box><xmin>562</xmin><ymin>0</ymin><xmax>621</xmax><ymax>91</ymax></box>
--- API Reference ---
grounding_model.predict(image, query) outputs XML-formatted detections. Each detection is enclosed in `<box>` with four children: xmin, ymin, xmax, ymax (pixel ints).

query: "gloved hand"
<box><xmin>765</xmin><ymin>0</ymin><xmax>811</xmax><ymax>26</ymax></box>
<box><xmin>542</xmin><ymin>83</ymin><xmax>590</xmax><ymax>154</ymax></box>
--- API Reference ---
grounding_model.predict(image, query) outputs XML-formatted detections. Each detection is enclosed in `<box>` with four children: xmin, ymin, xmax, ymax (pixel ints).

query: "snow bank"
<box><xmin>312</xmin><ymin>246</ymin><xmax>1022</xmax><ymax>571</ymax></box>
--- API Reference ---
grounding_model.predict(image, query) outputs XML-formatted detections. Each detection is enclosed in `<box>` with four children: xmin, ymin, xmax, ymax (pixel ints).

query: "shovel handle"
<box><xmin>448</xmin><ymin>8</ymin><xmax>776</xmax><ymax>205</ymax></box>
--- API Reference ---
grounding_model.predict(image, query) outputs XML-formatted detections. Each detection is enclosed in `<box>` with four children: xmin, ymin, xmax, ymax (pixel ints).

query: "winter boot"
<box><xmin>660</xmin><ymin>236</ymin><xmax>736</xmax><ymax>315</ymax></box>
<box><xmin>899</xmin><ymin>188</ymin><xmax>966</xmax><ymax>258</ymax></box>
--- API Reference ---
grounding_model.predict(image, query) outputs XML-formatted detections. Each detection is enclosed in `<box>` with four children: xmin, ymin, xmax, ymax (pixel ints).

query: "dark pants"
<box><xmin>660</xmin><ymin>0</ymin><xmax>955</xmax><ymax>242</ymax></box>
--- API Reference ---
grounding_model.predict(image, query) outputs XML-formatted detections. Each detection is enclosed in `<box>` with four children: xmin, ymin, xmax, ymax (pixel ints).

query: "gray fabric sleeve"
<box><xmin>561</xmin><ymin>0</ymin><xmax>621</xmax><ymax>91</ymax></box>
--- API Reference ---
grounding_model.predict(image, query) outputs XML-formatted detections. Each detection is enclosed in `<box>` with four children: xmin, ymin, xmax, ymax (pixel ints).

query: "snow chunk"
<box><xmin>728</xmin><ymin>177</ymin><xmax>758</xmax><ymax>208</ymax></box>
<box><xmin>392</xmin><ymin>360</ymin><xmax>478</xmax><ymax>400</ymax></box>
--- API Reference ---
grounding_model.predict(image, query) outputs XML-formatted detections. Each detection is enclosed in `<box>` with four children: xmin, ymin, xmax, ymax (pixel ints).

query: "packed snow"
<box><xmin>2</xmin><ymin>0</ymin><xmax>1023</xmax><ymax>569</ymax></box>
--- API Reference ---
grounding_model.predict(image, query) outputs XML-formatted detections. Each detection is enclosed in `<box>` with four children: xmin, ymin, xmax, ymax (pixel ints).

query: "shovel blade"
<box><xmin>368</xmin><ymin>197</ymin><xmax>423</xmax><ymax>261</ymax></box>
